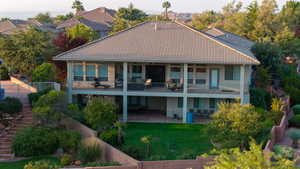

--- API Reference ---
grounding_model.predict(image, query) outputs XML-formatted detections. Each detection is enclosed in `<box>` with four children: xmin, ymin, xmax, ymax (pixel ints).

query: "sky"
<box><xmin>0</xmin><ymin>0</ymin><xmax>287</xmax><ymax>19</ymax></box>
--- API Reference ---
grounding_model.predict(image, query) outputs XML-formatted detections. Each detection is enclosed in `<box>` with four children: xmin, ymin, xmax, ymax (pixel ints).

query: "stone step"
<box><xmin>0</xmin><ymin>153</ymin><xmax>14</xmax><ymax>159</ymax></box>
<box><xmin>0</xmin><ymin>145</ymin><xmax>10</xmax><ymax>149</ymax></box>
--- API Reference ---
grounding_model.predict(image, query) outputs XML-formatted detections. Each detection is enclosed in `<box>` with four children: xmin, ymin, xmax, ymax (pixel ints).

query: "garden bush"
<box><xmin>78</xmin><ymin>142</ymin><xmax>102</xmax><ymax>163</ymax></box>
<box><xmin>0</xmin><ymin>65</ymin><xmax>9</xmax><ymax>80</ymax></box>
<box><xmin>289</xmin><ymin>115</ymin><xmax>300</xmax><ymax>128</ymax></box>
<box><xmin>99</xmin><ymin>129</ymin><xmax>124</xmax><ymax>147</ymax></box>
<box><xmin>60</xmin><ymin>154</ymin><xmax>73</xmax><ymax>166</ymax></box>
<box><xmin>0</xmin><ymin>97</ymin><xmax>23</xmax><ymax>115</ymax></box>
<box><xmin>32</xmin><ymin>90</ymin><xmax>67</xmax><ymax>126</ymax></box>
<box><xmin>28</xmin><ymin>88</ymin><xmax>52</xmax><ymax>105</ymax></box>
<box><xmin>273</xmin><ymin>145</ymin><xmax>294</xmax><ymax>160</ymax></box>
<box><xmin>84</xmin><ymin>98</ymin><xmax>117</xmax><ymax>132</ymax></box>
<box><xmin>32</xmin><ymin>63</ymin><xmax>56</xmax><ymax>82</ymax></box>
<box><xmin>292</xmin><ymin>105</ymin><xmax>300</xmax><ymax>115</ymax></box>
<box><xmin>287</xmin><ymin>129</ymin><xmax>300</xmax><ymax>148</ymax></box>
<box><xmin>121</xmin><ymin>145</ymin><xmax>144</xmax><ymax>159</ymax></box>
<box><xmin>12</xmin><ymin>126</ymin><xmax>59</xmax><ymax>157</ymax></box>
<box><xmin>56</xmin><ymin>129</ymin><xmax>81</xmax><ymax>153</ymax></box>
<box><xmin>249</xmin><ymin>88</ymin><xmax>271</xmax><ymax>110</ymax></box>
<box><xmin>24</xmin><ymin>160</ymin><xmax>60</xmax><ymax>169</ymax></box>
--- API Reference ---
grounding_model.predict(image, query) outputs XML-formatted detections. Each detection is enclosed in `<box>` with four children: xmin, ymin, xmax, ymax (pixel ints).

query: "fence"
<box><xmin>10</xmin><ymin>76</ymin><xmax>61</xmax><ymax>92</ymax></box>
<box><xmin>264</xmin><ymin>96</ymin><xmax>292</xmax><ymax>153</ymax></box>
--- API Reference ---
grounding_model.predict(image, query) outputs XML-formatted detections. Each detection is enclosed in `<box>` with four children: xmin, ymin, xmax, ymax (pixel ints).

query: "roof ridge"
<box><xmin>174</xmin><ymin>21</ymin><xmax>260</xmax><ymax>65</ymax></box>
<box><xmin>53</xmin><ymin>21</ymin><xmax>149</xmax><ymax>60</ymax></box>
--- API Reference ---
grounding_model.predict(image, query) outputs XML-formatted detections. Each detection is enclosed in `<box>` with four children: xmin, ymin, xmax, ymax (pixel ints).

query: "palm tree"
<box><xmin>162</xmin><ymin>1</ymin><xmax>171</xmax><ymax>20</ymax></box>
<box><xmin>72</xmin><ymin>0</ymin><xmax>85</xmax><ymax>13</ymax></box>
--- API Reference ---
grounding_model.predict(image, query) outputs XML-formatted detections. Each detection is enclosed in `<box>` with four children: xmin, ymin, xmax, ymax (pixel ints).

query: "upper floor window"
<box><xmin>132</xmin><ymin>65</ymin><xmax>142</xmax><ymax>80</ymax></box>
<box><xmin>86</xmin><ymin>65</ymin><xmax>96</xmax><ymax>81</ymax></box>
<box><xmin>171</xmin><ymin>67</ymin><xmax>181</xmax><ymax>83</ymax></box>
<box><xmin>188</xmin><ymin>67</ymin><xmax>194</xmax><ymax>84</ymax></box>
<box><xmin>98</xmin><ymin>64</ymin><xmax>108</xmax><ymax>81</ymax></box>
<box><xmin>73</xmin><ymin>64</ymin><xmax>83</xmax><ymax>81</ymax></box>
<box><xmin>225</xmin><ymin>66</ymin><xmax>240</xmax><ymax>80</ymax></box>
<box><xmin>177</xmin><ymin>97</ymin><xmax>183</xmax><ymax>108</ymax></box>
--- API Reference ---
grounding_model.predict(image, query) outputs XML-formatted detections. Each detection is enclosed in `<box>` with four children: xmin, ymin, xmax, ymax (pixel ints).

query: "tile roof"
<box><xmin>53</xmin><ymin>21</ymin><xmax>260</xmax><ymax>65</ymax></box>
<box><xmin>56</xmin><ymin>7</ymin><xmax>115</xmax><ymax>31</ymax></box>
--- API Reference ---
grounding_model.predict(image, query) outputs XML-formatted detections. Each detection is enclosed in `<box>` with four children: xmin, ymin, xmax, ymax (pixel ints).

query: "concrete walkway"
<box><xmin>1</xmin><ymin>80</ymin><xmax>31</xmax><ymax>104</ymax></box>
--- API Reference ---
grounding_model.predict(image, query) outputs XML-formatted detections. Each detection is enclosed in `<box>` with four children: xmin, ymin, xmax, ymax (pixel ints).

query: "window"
<box><xmin>195</xmin><ymin>67</ymin><xmax>207</xmax><ymax>85</ymax></box>
<box><xmin>98</xmin><ymin>64</ymin><xmax>108</xmax><ymax>81</ymax></box>
<box><xmin>196</xmin><ymin>79</ymin><xmax>206</xmax><ymax>85</ymax></box>
<box><xmin>73</xmin><ymin>64</ymin><xmax>83</xmax><ymax>81</ymax></box>
<box><xmin>86</xmin><ymin>65</ymin><xmax>96</xmax><ymax>81</ymax></box>
<box><xmin>209</xmin><ymin>98</ymin><xmax>216</xmax><ymax>109</ymax></box>
<box><xmin>171</xmin><ymin>67</ymin><xmax>181</xmax><ymax>83</ymax></box>
<box><xmin>196</xmin><ymin>68</ymin><xmax>206</xmax><ymax>73</ymax></box>
<box><xmin>129</xmin><ymin>96</ymin><xmax>140</xmax><ymax>105</ymax></box>
<box><xmin>194</xmin><ymin>98</ymin><xmax>205</xmax><ymax>108</ymax></box>
<box><xmin>132</xmin><ymin>65</ymin><xmax>142</xmax><ymax>80</ymax></box>
<box><xmin>188</xmin><ymin>68</ymin><xmax>194</xmax><ymax>84</ymax></box>
<box><xmin>225</xmin><ymin>66</ymin><xmax>240</xmax><ymax>80</ymax></box>
<box><xmin>177</xmin><ymin>97</ymin><xmax>183</xmax><ymax>108</ymax></box>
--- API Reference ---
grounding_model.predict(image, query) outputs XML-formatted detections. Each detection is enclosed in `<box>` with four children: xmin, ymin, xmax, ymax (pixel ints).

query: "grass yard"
<box><xmin>0</xmin><ymin>156</ymin><xmax>59</xmax><ymax>169</ymax></box>
<box><xmin>123</xmin><ymin>123</ymin><xmax>213</xmax><ymax>160</ymax></box>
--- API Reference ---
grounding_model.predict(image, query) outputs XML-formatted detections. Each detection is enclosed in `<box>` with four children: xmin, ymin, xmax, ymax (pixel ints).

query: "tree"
<box><xmin>251</xmin><ymin>43</ymin><xmax>283</xmax><ymax>74</ymax></box>
<box><xmin>84</xmin><ymin>98</ymin><xmax>117</xmax><ymax>132</ymax></box>
<box><xmin>52</xmin><ymin>32</ymin><xmax>88</xmax><ymax>52</ymax></box>
<box><xmin>32</xmin><ymin>90</ymin><xmax>67</xmax><ymax>126</ymax></box>
<box><xmin>111</xmin><ymin>4</ymin><xmax>147</xmax><ymax>34</ymax></box>
<box><xmin>66</xmin><ymin>24</ymin><xmax>98</xmax><ymax>41</ymax></box>
<box><xmin>32</xmin><ymin>63</ymin><xmax>56</xmax><ymax>82</ymax></box>
<box><xmin>54</xmin><ymin>12</ymin><xmax>74</xmax><ymax>24</ymax></box>
<box><xmin>35</xmin><ymin>12</ymin><xmax>53</xmax><ymax>23</ymax></box>
<box><xmin>207</xmin><ymin>102</ymin><xmax>266</xmax><ymax>149</ymax></box>
<box><xmin>204</xmin><ymin>140</ymin><xmax>296</xmax><ymax>169</ymax></box>
<box><xmin>72</xmin><ymin>0</ymin><xmax>85</xmax><ymax>13</ymax></box>
<box><xmin>0</xmin><ymin>18</ymin><xmax>9</xmax><ymax>22</ymax></box>
<box><xmin>191</xmin><ymin>11</ymin><xmax>221</xmax><ymax>30</ymax></box>
<box><xmin>0</xmin><ymin>27</ymin><xmax>55</xmax><ymax>75</ymax></box>
<box><xmin>162</xmin><ymin>1</ymin><xmax>171</xmax><ymax>19</ymax></box>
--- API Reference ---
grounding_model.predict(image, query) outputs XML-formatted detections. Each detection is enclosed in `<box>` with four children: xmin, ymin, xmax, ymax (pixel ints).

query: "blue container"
<box><xmin>186</xmin><ymin>112</ymin><xmax>193</xmax><ymax>123</ymax></box>
<box><xmin>0</xmin><ymin>88</ymin><xmax>4</xmax><ymax>100</ymax></box>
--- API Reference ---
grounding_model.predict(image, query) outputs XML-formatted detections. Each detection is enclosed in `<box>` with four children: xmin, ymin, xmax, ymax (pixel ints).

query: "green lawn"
<box><xmin>123</xmin><ymin>123</ymin><xmax>213</xmax><ymax>160</ymax></box>
<box><xmin>0</xmin><ymin>156</ymin><xmax>59</xmax><ymax>169</ymax></box>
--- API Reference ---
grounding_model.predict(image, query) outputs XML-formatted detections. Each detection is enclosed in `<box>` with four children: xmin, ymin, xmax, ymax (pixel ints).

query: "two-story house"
<box><xmin>53</xmin><ymin>21</ymin><xmax>260</xmax><ymax>123</ymax></box>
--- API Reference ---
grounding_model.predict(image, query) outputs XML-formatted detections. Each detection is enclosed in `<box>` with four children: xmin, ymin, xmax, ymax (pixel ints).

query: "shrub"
<box><xmin>273</xmin><ymin>145</ymin><xmax>294</xmax><ymax>160</ymax></box>
<box><xmin>207</xmin><ymin>102</ymin><xmax>265</xmax><ymax>149</ymax></box>
<box><xmin>0</xmin><ymin>65</ymin><xmax>9</xmax><ymax>80</ymax></box>
<box><xmin>84</xmin><ymin>98</ymin><xmax>117</xmax><ymax>132</ymax></box>
<box><xmin>0</xmin><ymin>97</ymin><xmax>22</xmax><ymax>115</ymax></box>
<box><xmin>28</xmin><ymin>88</ymin><xmax>52</xmax><ymax>105</ymax></box>
<box><xmin>270</xmin><ymin>98</ymin><xmax>284</xmax><ymax>125</ymax></box>
<box><xmin>289</xmin><ymin>115</ymin><xmax>300</xmax><ymax>128</ymax></box>
<box><xmin>60</xmin><ymin>154</ymin><xmax>73</xmax><ymax>166</ymax></box>
<box><xmin>24</xmin><ymin>160</ymin><xmax>60</xmax><ymax>169</ymax></box>
<box><xmin>32</xmin><ymin>63</ymin><xmax>56</xmax><ymax>82</ymax></box>
<box><xmin>287</xmin><ymin>129</ymin><xmax>300</xmax><ymax>148</ymax></box>
<box><xmin>12</xmin><ymin>126</ymin><xmax>59</xmax><ymax>157</ymax></box>
<box><xmin>77</xmin><ymin>138</ymin><xmax>102</xmax><ymax>164</ymax></box>
<box><xmin>99</xmin><ymin>129</ymin><xmax>124</xmax><ymax>147</ymax></box>
<box><xmin>249</xmin><ymin>88</ymin><xmax>271</xmax><ymax>110</ymax></box>
<box><xmin>66</xmin><ymin>104</ymin><xmax>84</xmax><ymax>122</ymax></box>
<box><xmin>121</xmin><ymin>145</ymin><xmax>144</xmax><ymax>159</ymax></box>
<box><xmin>292</xmin><ymin>105</ymin><xmax>300</xmax><ymax>115</ymax></box>
<box><xmin>32</xmin><ymin>90</ymin><xmax>67</xmax><ymax>126</ymax></box>
<box><xmin>56</xmin><ymin>130</ymin><xmax>81</xmax><ymax>153</ymax></box>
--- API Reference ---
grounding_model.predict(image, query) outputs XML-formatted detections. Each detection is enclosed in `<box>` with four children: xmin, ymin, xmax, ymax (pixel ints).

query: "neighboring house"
<box><xmin>166</xmin><ymin>11</ymin><xmax>193</xmax><ymax>23</ymax></box>
<box><xmin>56</xmin><ymin>7</ymin><xmax>116</xmax><ymax>38</ymax></box>
<box><xmin>53</xmin><ymin>21</ymin><xmax>260</xmax><ymax>123</ymax></box>
<box><xmin>0</xmin><ymin>19</ymin><xmax>57</xmax><ymax>35</ymax></box>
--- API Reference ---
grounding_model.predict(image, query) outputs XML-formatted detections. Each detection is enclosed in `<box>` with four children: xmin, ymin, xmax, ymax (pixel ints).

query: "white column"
<box><xmin>67</xmin><ymin>62</ymin><xmax>73</xmax><ymax>103</ymax></box>
<box><xmin>83</xmin><ymin>62</ymin><xmax>86</xmax><ymax>81</ymax></box>
<box><xmin>240</xmin><ymin>65</ymin><xmax>245</xmax><ymax>104</ymax></box>
<box><xmin>183</xmin><ymin>63</ymin><xmax>188</xmax><ymax>123</ymax></box>
<box><xmin>123</xmin><ymin>62</ymin><xmax>128</xmax><ymax>122</ymax></box>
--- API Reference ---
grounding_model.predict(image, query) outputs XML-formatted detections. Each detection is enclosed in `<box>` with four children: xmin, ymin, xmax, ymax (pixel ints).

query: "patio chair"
<box><xmin>144</xmin><ymin>79</ymin><xmax>152</xmax><ymax>88</ymax></box>
<box><xmin>166</xmin><ymin>80</ymin><xmax>177</xmax><ymax>91</ymax></box>
<box><xmin>93</xmin><ymin>78</ymin><xmax>110</xmax><ymax>88</ymax></box>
